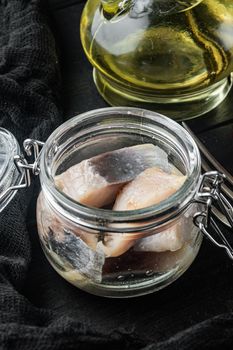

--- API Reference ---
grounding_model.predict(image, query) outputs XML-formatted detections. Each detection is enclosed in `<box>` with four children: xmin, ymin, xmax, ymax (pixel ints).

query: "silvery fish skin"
<box><xmin>55</xmin><ymin>144</ymin><xmax>169</xmax><ymax>208</ymax></box>
<box><xmin>37</xmin><ymin>193</ymin><xmax>103</xmax><ymax>282</ymax></box>
<box><xmin>37</xmin><ymin>191</ymin><xmax>100</xmax><ymax>250</ymax></box>
<box><xmin>98</xmin><ymin>167</ymin><xmax>187</xmax><ymax>256</ymax></box>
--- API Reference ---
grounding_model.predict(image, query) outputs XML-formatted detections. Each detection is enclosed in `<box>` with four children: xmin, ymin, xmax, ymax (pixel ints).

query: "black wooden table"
<box><xmin>22</xmin><ymin>0</ymin><xmax>233</xmax><ymax>346</ymax></box>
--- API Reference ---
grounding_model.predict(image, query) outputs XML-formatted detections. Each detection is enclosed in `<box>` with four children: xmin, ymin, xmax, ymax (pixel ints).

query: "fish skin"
<box><xmin>99</xmin><ymin>167</ymin><xmax>186</xmax><ymax>256</ymax></box>
<box><xmin>55</xmin><ymin>161</ymin><xmax>123</xmax><ymax>208</ymax></box>
<box><xmin>37</xmin><ymin>192</ymin><xmax>99</xmax><ymax>250</ymax></box>
<box><xmin>55</xmin><ymin>144</ymin><xmax>168</xmax><ymax>208</ymax></box>
<box><xmin>37</xmin><ymin>192</ymin><xmax>103</xmax><ymax>281</ymax></box>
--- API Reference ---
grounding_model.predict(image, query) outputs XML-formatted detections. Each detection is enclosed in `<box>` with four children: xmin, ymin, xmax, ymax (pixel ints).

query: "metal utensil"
<box><xmin>182</xmin><ymin>122</ymin><xmax>233</xmax><ymax>229</ymax></box>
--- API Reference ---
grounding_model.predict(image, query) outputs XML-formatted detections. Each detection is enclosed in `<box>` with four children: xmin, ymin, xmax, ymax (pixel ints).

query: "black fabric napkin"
<box><xmin>1</xmin><ymin>0</ymin><xmax>233</xmax><ymax>349</ymax></box>
<box><xmin>0</xmin><ymin>1</ymin><xmax>144</xmax><ymax>349</ymax></box>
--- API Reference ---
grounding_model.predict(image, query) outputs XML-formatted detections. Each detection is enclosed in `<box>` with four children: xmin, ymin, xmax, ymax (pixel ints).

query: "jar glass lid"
<box><xmin>0</xmin><ymin>128</ymin><xmax>21</xmax><ymax>211</ymax></box>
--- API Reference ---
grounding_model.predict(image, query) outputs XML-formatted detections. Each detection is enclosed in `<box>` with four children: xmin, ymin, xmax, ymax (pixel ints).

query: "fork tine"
<box><xmin>182</xmin><ymin>122</ymin><xmax>233</xmax><ymax>189</ymax></box>
<box><xmin>212</xmin><ymin>206</ymin><xmax>231</xmax><ymax>228</ymax></box>
<box><xmin>201</xmin><ymin>156</ymin><xmax>232</xmax><ymax>228</ymax></box>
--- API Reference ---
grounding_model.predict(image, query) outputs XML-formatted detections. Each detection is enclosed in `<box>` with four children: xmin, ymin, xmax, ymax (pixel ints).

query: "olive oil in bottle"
<box><xmin>81</xmin><ymin>0</ymin><xmax>233</xmax><ymax>119</ymax></box>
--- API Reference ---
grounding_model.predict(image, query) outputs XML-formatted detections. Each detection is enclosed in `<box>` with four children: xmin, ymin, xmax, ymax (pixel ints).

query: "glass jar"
<box><xmin>1</xmin><ymin>108</ymin><xmax>232</xmax><ymax>298</ymax></box>
<box><xmin>80</xmin><ymin>0</ymin><xmax>233</xmax><ymax>120</ymax></box>
<box><xmin>0</xmin><ymin>128</ymin><xmax>22</xmax><ymax>213</ymax></box>
<box><xmin>36</xmin><ymin>107</ymin><xmax>203</xmax><ymax>298</ymax></box>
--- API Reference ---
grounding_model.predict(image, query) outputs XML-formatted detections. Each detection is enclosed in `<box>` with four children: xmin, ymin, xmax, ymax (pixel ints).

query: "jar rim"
<box><xmin>39</xmin><ymin>107</ymin><xmax>201</xmax><ymax>230</ymax></box>
<box><xmin>0</xmin><ymin>127</ymin><xmax>21</xmax><ymax>211</ymax></box>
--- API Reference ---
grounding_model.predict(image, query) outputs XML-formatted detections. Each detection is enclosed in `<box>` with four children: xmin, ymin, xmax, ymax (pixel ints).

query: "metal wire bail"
<box><xmin>0</xmin><ymin>139</ymin><xmax>44</xmax><ymax>205</ymax></box>
<box><xmin>194</xmin><ymin>171</ymin><xmax>233</xmax><ymax>260</ymax></box>
<box><xmin>23</xmin><ymin>139</ymin><xmax>44</xmax><ymax>175</ymax></box>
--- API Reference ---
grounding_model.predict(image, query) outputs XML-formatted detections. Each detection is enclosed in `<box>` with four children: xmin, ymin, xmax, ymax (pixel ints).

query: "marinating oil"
<box><xmin>81</xmin><ymin>0</ymin><xmax>233</xmax><ymax>119</ymax></box>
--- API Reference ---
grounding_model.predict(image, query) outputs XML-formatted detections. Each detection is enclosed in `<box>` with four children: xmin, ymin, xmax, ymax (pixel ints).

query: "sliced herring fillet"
<box><xmin>98</xmin><ymin>167</ymin><xmax>186</xmax><ymax>256</ymax></box>
<box><xmin>113</xmin><ymin>167</ymin><xmax>186</xmax><ymax>211</ymax></box>
<box><xmin>134</xmin><ymin>226</ymin><xmax>184</xmax><ymax>252</ymax></box>
<box><xmin>55</xmin><ymin>144</ymin><xmax>168</xmax><ymax>208</ymax></box>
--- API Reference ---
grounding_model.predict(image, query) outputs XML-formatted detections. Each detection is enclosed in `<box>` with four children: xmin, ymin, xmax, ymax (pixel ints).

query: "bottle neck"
<box><xmin>101</xmin><ymin>0</ymin><xmax>203</xmax><ymax>18</ymax></box>
<box><xmin>101</xmin><ymin>0</ymin><xmax>132</xmax><ymax>16</ymax></box>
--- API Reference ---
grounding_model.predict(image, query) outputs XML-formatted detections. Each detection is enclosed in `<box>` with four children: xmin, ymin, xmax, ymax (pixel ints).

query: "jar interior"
<box><xmin>42</xmin><ymin>108</ymin><xmax>200</xmax><ymax>222</ymax></box>
<box><xmin>49</xmin><ymin>112</ymin><xmax>194</xmax><ymax>187</ymax></box>
<box><xmin>38</xmin><ymin>109</ymin><xmax>201</xmax><ymax>297</ymax></box>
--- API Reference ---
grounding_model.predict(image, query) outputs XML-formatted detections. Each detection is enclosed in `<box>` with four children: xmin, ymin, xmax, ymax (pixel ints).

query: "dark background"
<box><xmin>19</xmin><ymin>0</ymin><xmax>233</xmax><ymax>346</ymax></box>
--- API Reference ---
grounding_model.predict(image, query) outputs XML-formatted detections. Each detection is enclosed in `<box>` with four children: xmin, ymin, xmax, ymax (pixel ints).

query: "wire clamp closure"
<box><xmin>16</xmin><ymin>138</ymin><xmax>44</xmax><ymax>185</ymax></box>
<box><xmin>194</xmin><ymin>171</ymin><xmax>233</xmax><ymax>260</ymax></box>
<box><xmin>0</xmin><ymin>139</ymin><xmax>44</xmax><ymax>204</ymax></box>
